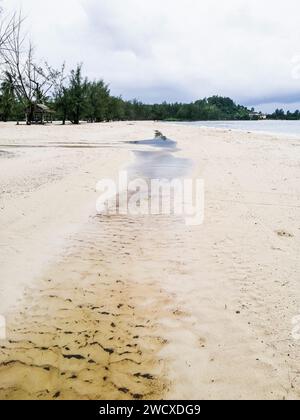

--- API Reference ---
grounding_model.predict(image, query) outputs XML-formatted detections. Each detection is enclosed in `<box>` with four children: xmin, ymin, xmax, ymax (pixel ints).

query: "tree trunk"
<box><xmin>75</xmin><ymin>105</ymin><xmax>80</xmax><ymax>125</ymax></box>
<box><xmin>61</xmin><ymin>107</ymin><xmax>67</xmax><ymax>125</ymax></box>
<box><xmin>26</xmin><ymin>104</ymin><xmax>34</xmax><ymax>125</ymax></box>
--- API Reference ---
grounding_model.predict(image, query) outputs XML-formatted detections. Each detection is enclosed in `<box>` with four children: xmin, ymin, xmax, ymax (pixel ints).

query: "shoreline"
<box><xmin>0</xmin><ymin>121</ymin><xmax>300</xmax><ymax>399</ymax></box>
<box><xmin>164</xmin><ymin>120</ymin><xmax>300</xmax><ymax>141</ymax></box>
<box><xmin>3</xmin><ymin>118</ymin><xmax>300</xmax><ymax>141</ymax></box>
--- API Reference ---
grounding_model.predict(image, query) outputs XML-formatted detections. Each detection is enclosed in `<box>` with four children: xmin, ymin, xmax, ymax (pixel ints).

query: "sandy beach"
<box><xmin>0</xmin><ymin>121</ymin><xmax>300</xmax><ymax>400</ymax></box>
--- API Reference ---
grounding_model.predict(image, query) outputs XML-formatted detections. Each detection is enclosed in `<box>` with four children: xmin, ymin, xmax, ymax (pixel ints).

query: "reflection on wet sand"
<box><xmin>0</xmin><ymin>215</ymin><xmax>175</xmax><ymax>400</ymax></box>
<box><xmin>129</xmin><ymin>150</ymin><xmax>192</xmax><ymax>180</ymax></box>
<box><xmin>0</xmin><ymin>135</ymin><xmax>190</xmax><ymax>400</ymax></box>
<box><xmin>127</xmin><ymin>137</ymin><xmax>193</xmax><ymax>180</ymax></box>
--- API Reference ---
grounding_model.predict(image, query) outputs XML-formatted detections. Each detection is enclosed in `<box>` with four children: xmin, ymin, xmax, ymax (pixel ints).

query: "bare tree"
<box><xmin>0</xmin><ymin>13</ymin><xmax>60</xmax><ymax>124</ymax></box>
<box><xmin>0</xmin><ymin>6</ymin><xmax>20</xmax><ymax>49</ymax></box>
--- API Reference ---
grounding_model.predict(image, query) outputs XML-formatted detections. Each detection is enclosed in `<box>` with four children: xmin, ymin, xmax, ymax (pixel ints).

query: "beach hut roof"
<box><xmin>26</xmin><ymin>103</ymin><xmax>54</xmax><ymax>113</ymax></box>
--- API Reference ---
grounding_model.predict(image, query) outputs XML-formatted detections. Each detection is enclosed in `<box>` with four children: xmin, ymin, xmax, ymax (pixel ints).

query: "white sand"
<box><xmin>0</xmin><ymin>121</ymin><xmax>299</xmax><ymax>400</ymax></box>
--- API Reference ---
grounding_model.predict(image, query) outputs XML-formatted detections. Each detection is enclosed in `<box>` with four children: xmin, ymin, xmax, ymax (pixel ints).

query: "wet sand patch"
<box><xmin>0</xmin><ymin>215</ymin><xmax>173</xmax><ymax>399</ymax></box>
<box><xmin>0</xmin><ymin>173</ymin><xmax>198</xmax><ymax>400</ymax></box>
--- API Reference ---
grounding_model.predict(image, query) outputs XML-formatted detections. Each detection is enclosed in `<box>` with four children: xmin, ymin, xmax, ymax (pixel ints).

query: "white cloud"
<box><xmin>3</xmin><ymin>0</ymin><xmax>300</xmax><ymax>109</ymax></box>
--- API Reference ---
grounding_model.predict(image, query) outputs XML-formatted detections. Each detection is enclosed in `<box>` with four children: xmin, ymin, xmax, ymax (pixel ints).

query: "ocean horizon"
<box><xmin>173</xmin><ymin>120</ymin><xmax>300</xmax><ymax>138</ymax></box>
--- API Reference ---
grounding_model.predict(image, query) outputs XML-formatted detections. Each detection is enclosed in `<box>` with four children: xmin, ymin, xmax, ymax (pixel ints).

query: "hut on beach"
<box><xmin>25</xmin><ymin>104</ymin><xmax>54</xmax><ymax>125</ymax></box>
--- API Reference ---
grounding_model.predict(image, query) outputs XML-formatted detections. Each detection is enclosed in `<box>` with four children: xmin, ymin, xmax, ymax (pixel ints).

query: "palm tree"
<box><xmin>0</xmin><ymin>71</ymin><xmax>15</xmax><ymax>121</ymax></box>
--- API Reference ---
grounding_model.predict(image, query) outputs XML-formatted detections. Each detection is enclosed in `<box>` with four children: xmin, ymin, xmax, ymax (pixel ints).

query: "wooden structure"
<box><xmin>25</xmin><ymin>104</ymin><xmax>54</xmax><ymax>125</ymax></box>
<box><xmin>249</xmin><ymin>112</ymin><xmax>267</xmax><ymax>120</ymax></box>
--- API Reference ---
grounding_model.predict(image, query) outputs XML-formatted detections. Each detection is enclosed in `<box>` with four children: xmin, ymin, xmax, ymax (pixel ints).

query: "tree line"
<box><xmin>0</xmin><ymin>11</ymin><xmax>299</xmax><ymax>124</ymax></box>
<box><xmin>0</xmin><ymin>58</ymin><xmax>265</xmax><ymax>124</ymax></box>
<box><xmin>267</xmin><ymin>109</ymin><xmax>300</xmax><ymax>120</ymax></box>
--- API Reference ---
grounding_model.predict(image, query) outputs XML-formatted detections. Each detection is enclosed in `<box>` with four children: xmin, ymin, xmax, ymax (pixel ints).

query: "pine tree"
<box><xmin>67</xmin><ymin>65</ymin><xmax>88</xmax><ymax>125</ymax></box>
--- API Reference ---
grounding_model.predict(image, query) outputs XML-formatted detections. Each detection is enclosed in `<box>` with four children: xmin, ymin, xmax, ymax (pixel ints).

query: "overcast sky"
<box><xmin>3</xmin><ymin>0</ymin><xmax>300</xmax><ymax>111</ymax></box>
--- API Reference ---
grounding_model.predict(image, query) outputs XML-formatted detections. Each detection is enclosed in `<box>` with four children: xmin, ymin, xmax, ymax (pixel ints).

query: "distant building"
<box><xmin>249</xmin><ymin>112</ymin><xmax>267</xmax><ymax>120</ymax></box>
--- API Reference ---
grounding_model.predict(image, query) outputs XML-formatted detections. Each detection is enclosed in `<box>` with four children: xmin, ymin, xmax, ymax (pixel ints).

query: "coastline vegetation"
<box><xmin>0</xmin><ymin>12</ymin><xmax>299</xmax><ymax>124</ymax></box>
<box><xmin>2</xmin><ymin>61</ymin><xmax>299</xmax><ymax>124</ymax></box>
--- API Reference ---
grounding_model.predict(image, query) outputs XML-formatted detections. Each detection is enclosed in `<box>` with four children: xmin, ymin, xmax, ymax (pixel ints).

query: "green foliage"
<box><xmin>0</xmin><ymin>71</ymin><xmax>24</xmax><ymax>121</ymax></box>
<box><xmin>84</xmin><ymin>80</ymin><xmax>110</xmax><ymax>122</ymax></box>
<box><xmin>267</xmin><ymin>108</ymin><xmax>300</xmax><ymax>120</ymax></box>
<box><xmin>1</xmin><ymin>63</ymin><xmax>299</xmax><ymax>123</ymax></box>
<box><xmin>67</xmin><ymin>64</ymin><xmax>88</xmax><ymax>125</ymax></box>
<box><xmin>0</xmin><ymin>72</ymin><xmax>15</xmax><ymax>121</ymax></box>
<box><xmin>118</xmin><ymin>96</ymin><xmax>253</xmax><ymax>122</ymax></box>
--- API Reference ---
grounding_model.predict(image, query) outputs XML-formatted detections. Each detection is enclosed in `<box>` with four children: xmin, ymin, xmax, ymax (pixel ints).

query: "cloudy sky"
<box><xmin>3</xmin><ymin>0</ymin><xmax>300</xmax><ymax>111</ymax></box>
